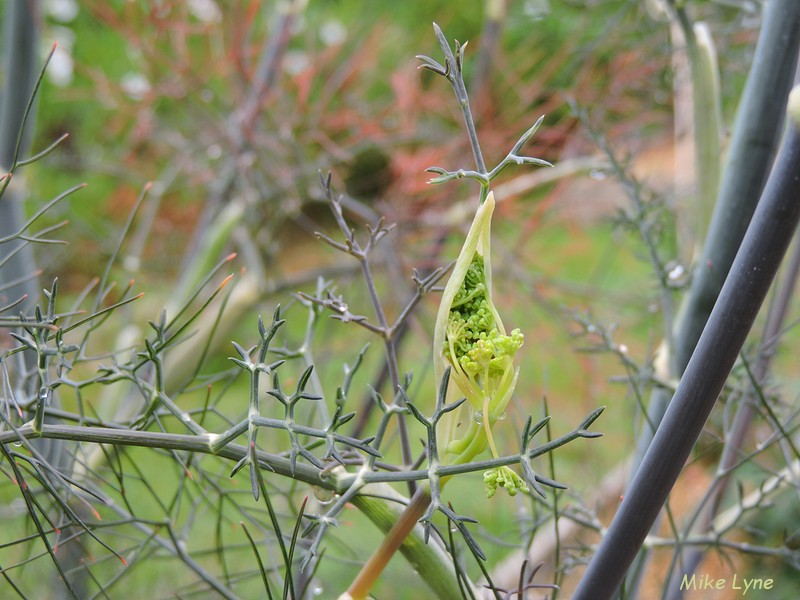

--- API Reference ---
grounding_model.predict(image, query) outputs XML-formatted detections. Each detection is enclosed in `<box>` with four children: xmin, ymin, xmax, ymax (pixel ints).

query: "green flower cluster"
<box><xmin>483</xmin><ymin>466</ymin><xmax>530</xmax><ymax>498</ymax></box>
<box><xmin>433</xmin><ymin>193</ymin><xmax>527</xmax><ymax>498</ymax></box>
<box><xmin>444</xmin><ymin>254</ymin><xmax>524</xmax><ymax>410</ymax></box>
<box><xmin>441</xmin><ymin>252</ymin><xmax>527</xmax><ymax>497</ymax></box>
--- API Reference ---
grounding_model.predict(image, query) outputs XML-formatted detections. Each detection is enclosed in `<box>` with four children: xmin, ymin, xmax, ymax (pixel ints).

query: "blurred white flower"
<box><xmin>46</xmin><ymin>0</ymin><xmax>78</xmax><ymax>23</ymax></box>
<box><xmin>121</xmin><ymin>72</ymin><xmax>151</xmax><ymax>101</ymax></box>
<box><xmin>320</xmin><ymin>19</ymin><xmax>346</xmax><ymax>46</ymax></box>
<box><xmin>523</xmin><ymin>0</ymin><xmax>551</xmax><ymax>20</ymax></box>
<box><xmin>48</xmin><ymin>43</ymin><xmax>74</xmax><ymax>87</ymax></box>
<box><xmin>188</xmin><ymin>0</ymin><xmax>222</xmax><ymax>23</ymax></box>
<box><xmin>207</xmin><ymin>144</ymin><xmax>222</xmax><ymax>160</ymax></box>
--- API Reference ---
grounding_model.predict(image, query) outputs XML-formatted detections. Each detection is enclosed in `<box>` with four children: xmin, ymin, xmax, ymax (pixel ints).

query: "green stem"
<box><xmin>679</xmin><ymin>15</ymin><xmax>722</xmax><ymax>257</ymax></box>
<box><xmin>344</xmin><ymin>486</ymin><xmax>468</xmax><ymax>600</ymax></box>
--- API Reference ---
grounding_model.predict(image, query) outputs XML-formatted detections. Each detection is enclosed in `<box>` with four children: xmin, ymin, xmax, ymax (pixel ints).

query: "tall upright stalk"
<box><xmin>573</xmin><ymin>91</ymin><xmax>800</xmax><ymax>600</ymax></box>
<box><xmin>636</xmin><ymin>0</ymin><xmax>800</xmax><ymax>475</ymax></box>
<box><xmin>623</xmin><ymin>2</ymin><xmax>800</xmax><ymax>595</ymax></box>
<box><xmin>341</xmin><ymin>24</ymin><xmax>557</xmax><ymax>599</ymax></box>
<box><xmin>0</xmin><ymin>2</ymin><xmax>87</xmax><ymax>597</ymax></box>
<box><xmin>0</xmin><ymin>0</ymin><xmax>40</xmax><ymax>308</ymax></box>
<box><xmin>669</xmin><ymin>0</ymin><xmax>800</xmax><ymax>377</ymax></box>
<box><xmin>662</xmin><ymin>218</ymin><xmax>800</xmax><ymax>598</ymax></box>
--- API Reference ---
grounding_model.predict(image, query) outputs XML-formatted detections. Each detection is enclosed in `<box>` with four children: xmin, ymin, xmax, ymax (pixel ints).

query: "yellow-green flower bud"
<box><xmin>484</xmin><ymin>466</ymin><xmax>530</xmax><ymax>498</ymax></box>
<box><xmin>433</xmin><ymin>192</ymin><xmax>524</xmax><ymax>479</ymax></box>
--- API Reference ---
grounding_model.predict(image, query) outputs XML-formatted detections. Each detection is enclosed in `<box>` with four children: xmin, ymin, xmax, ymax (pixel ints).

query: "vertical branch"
<box><xmin>0</xmin><ymin>8</ymin><xmax>82</xmax><ymax>598</ymax></box>
<box><xmin>313</xmin><ymin>173</ymin><xmax>414</xmax><ymax>472</ymax></box>
<box><xmin>681</xmin><ymin>18</ymin><xmax>723</xmax><ymax>258</ymax></box>
<box><xmin>0</xmin><ymin>0</ymin><xmax>41</xmax><ymax>309</ymax></box>
<box><xmin>619</xmin><ymin>9</ymin><xmax>722</xmax><ymax>596</ymax></box>
<box><xmin>178</xmin><ymin>0</ymin><xmax>305</xmax><ymax>295</ymax></box>
<box><xmin>238</xmin><ymin>0</ymin><xmax>305</xmax><ymax>131</ymax></box>
<box><xmin>573</xmin><ymin>99</ymin><xmax>800</xmax><ymax>600</ymax></box>
<box><xmin>431</xmin><ymin>23</ymin><xmax>488</xmax><ymax>178</ymax></box>
<box><xmin>670</xmin><ymin>0</ymin><xmax>800</xmax><ymax>375</ymax></box>
<box><xmin>661</xmin><ymin>226</ymin><xmax>800</xmax><ymax>597</ymax></box>
<box><xmin>620</xmin><ymin>3</ymin><xmax>800</xmax><ymax>593</ymax></box>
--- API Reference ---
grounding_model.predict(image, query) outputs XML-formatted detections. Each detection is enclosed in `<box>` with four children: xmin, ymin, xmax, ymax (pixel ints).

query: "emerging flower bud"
<box><xmin>433</xmin><ymin>192</ymin><xmax>525</xmax><ymax>497</ymax></box>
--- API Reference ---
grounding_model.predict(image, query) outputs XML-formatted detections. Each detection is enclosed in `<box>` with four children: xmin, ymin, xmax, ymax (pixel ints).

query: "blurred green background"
<box><xmin>2</xmin><ymin>0</ymin><xmax>796</xmax><ymax>598</ymax></box>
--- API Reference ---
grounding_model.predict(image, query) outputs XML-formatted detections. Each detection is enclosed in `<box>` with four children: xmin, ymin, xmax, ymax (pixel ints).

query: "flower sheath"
<box><xmin>433</xmin><ymin>192</ymin><xmax>527</xmax><ymax>497</ymax></box>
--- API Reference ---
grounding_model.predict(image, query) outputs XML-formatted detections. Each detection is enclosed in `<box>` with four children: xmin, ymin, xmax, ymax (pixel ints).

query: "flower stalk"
<box><xmin>343</xmin><ymin>24</ymin><xmax>555</xmax><ymax>598</ymax></box>
<box><xmin>342</xmin><ymin>192</ymin><xmax>527</xmax><ymax>599</ymax></box>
